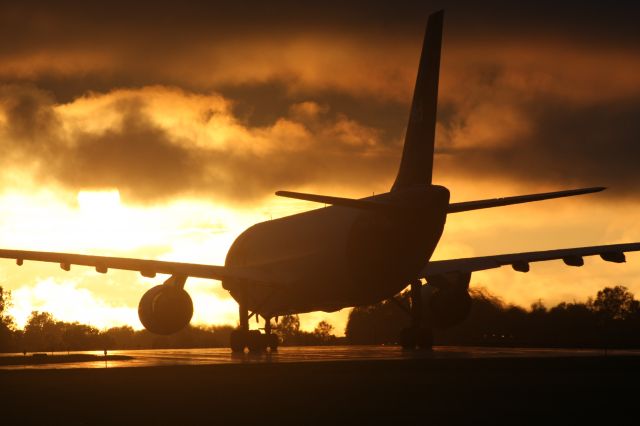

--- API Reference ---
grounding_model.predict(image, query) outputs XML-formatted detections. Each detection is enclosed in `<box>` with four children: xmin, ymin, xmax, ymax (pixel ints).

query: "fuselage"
<box><xmin>222</xmin><ymin>185</ymin><xmax>450</xmax><ymax>317</ymax></box>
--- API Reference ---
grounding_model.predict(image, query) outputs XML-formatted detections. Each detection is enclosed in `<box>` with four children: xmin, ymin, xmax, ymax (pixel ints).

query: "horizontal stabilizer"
<box><xmin>447</xmin><ymin>187</ymin><xmax>605</xmax><ymax>213</ymax></box>
<box><xmin>275</xmin><ymin>191</ymin><xmax>393</xmax><ymax>213</ymax></box>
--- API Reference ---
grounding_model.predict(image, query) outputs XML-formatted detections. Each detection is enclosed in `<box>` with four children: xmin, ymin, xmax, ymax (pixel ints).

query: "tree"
<box><xmin>591</xmin><ymin>286</ymin><xmax>636</xmax><ymax>321</ymax></box>
<box><xmin>345</xmin><ymin>285</ymin><xmax>640</xmax><ymax>349</ymax></box>
<box><xmin>24</xmin><ymin>311</ymin><xmax>63</xmax><ymax>353</ymax></box>
<box><xmin>313</xmin><ymin>321</ymin><xmax>335</xmax><ymax>343</ymax></box>
<box><xmin>274</xmin><ymin>315</ymin><xmax>300</xmax><ymax>345</ymax></box>
<box><xmin>530</xmin><ymin>300</ymin><xmax>547</xmax><ymax>314</ymax></box>
<box><xmin>61</xmin><ymin>322</ymin><xmax>101</xmax><ymax>351</ymax></box>
<box><xmin>0</xmin><ymin>286</ymin><xmax>16</xmax><ymax>351</ymax></box>
<box><xmin>103</xmin><ymin>325</ymin><xmax>137</xmax><ymax>349</ymax></box>
<box><xmin>0</xmin><ymin>286</ymin><xmax>7</xmax><ymax>315</ymax></box>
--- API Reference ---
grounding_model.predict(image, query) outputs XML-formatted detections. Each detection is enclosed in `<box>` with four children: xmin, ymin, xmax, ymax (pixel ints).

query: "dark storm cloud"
<box><xmin>3</xmin><ymin>89</ymin><xmax>55</xmax><ymax>142</ymax></box>
<box><xmin>0</xmin><ymin>85</ymin><xmax>61</xmax><ymax>166</ymax></box>
<box><xmin>2</xmin><ymin>0</ymin><xmax>638</xmax><ymax>101</ymax></box>
<box><xmin>438</xmin><ymin>96</ymin><xmax>640</xmax><ymax>197</ymax></box>
<box><xmin>0</xmin><ymin>85</ymin><xmax>398</xmax><ymax>204</ymax></box>
<box><xmin>431</xmin><ymin>41</ymin><xmax>640</xmax><ymax>197</ymax></box>
<box><xmin>3</xmin><ymin>1</ymin><xmax>638</xmax><ymax>40</ymax></box>
<box><xmin>55</xmin><ymin>102</ymin><xmax>200</xmax><ymax>201</ymax></box>
<box><xmin>221</xmin><ymin>81</ymin><xmax>408</xmax><ymax>142</ymax></box>
<box><xmin>0</xmin><ymin>1</ymin><xmax>639</xmax><ymax>203</ymax></box>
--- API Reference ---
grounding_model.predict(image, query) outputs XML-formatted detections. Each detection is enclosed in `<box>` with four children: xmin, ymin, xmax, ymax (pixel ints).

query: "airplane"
<box><xmin>1</xmin><ymin>10</ymin><xmax>639</xmax><ymax>353</ymax></box>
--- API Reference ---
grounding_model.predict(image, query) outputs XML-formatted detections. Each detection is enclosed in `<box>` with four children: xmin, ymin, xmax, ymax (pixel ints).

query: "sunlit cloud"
<box><xmin>9</xmin><ymin>278</ymin><xmax>138</xmax><ymax>329</ymax></box>
<box><xmin>0</xmin><ymin>84</ymin><xmax>395</xmax><ymax>205</ymax></box>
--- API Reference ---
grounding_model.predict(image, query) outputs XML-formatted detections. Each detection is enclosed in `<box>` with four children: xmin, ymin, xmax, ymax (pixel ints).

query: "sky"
<box><xmin>1</xmin><ymin>0</ymin><xmax>639</xmax><ymax>334</ymax></box>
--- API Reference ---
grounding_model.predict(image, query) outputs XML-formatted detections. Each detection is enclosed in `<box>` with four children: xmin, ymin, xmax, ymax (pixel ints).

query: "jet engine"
<box><xmin>138</xmin><ymin>276</ymin><xmax>193</xmax><ymax>335</ymax></box>
<box><xmin>423</xmin><ymin>271</ymin><xmax>472</xmax><ymax>329</ymax></box>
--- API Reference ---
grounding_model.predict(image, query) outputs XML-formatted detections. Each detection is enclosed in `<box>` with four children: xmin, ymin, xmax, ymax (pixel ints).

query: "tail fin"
<box><xmin>391</xmin><ymin>10</ymin><xmax>443</xmax><ymax>191</ymax></box>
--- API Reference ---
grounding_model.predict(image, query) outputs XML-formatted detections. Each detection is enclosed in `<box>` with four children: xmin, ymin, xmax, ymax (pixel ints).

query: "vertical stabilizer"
<box><xmin>391</xmin><ymin>10</ymin><xmax>443</xmax><ymax>191</ymax></box>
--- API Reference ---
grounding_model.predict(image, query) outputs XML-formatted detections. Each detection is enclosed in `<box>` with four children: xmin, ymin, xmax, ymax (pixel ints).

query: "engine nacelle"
<box><xmin>138</xmin><ymin>284</ymin><xmax>193</xmax><ymax>335</ymax></box>
<box><xmin>423</xmin><ymin>272</ymin><xmax>472</xmax><ymax>329</ymax></box>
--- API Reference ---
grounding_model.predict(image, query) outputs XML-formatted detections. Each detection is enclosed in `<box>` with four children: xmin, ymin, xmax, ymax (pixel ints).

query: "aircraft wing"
<box><xmin>0</xmin><ymin>248</ymin><xmax>261</xmax><ymax>283</ymax></box>
<box><xmin>422</xmin><ymin>242</ymin><xmax>640</xmax><ymax>276</ymax></box>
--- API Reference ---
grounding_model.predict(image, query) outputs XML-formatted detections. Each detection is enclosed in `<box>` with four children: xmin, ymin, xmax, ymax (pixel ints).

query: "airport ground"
<box><xmin>1</xmin><ymin>350</ymin><xmax>639</xmax><ymax>425</ymax></box>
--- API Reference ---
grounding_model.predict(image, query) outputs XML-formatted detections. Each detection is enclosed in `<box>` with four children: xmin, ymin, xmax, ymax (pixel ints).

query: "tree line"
<box><xmin>1</xmin><ymin>284</ymin><xmax>639</xmax><ymax>352</ymax></box>
<box><xmin>346</xmin><ymin>285</ymin><xmax>640</xmax><ymax>349</ymax></box>
<box><xmin>0</xmin><ymin>286</ymin><xmax>338</xmax><ymax>353</ymax></box>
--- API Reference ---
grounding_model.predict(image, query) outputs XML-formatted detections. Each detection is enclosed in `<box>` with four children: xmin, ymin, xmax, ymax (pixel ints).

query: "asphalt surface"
<box><xmin>2</xmin><ymin>345</ymin><xmax>637</xmax><ymax>370</ymax></box>
<box><xmin>2</xmin><ymin>347</ymin><xmax>639</xmax><ymax>425</ymax></box>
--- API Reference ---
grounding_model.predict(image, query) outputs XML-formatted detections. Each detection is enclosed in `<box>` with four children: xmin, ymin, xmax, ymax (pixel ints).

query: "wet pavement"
<box><xmin>2</xmin><ymin>345</ymin><xmax>638</xmax><ymax>370</ymax></box>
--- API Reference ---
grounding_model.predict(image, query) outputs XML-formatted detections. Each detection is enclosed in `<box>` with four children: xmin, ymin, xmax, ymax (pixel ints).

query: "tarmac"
<box><xmin>1</xmin><ymin>346</ymin><xmax>639</xmax><ymax>424</ymax></box>
<box><xmin>2</xmin><ymin>345</ymin><xmax>637</xmax><ymax>369</ymax></box>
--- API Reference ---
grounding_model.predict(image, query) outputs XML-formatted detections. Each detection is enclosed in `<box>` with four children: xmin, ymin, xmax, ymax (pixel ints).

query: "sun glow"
<box><xmin>77</xmin><ymin>189</ymin><xmax>121</xmax><ymax>210</ymax></box>
<box><xmin>1</xmin><ymin>188</ymin><xmax>250</xmax><ymax>329</ymax></box>
<box><xmin>10</xmin><ymin>278</ymin><xmax>139</xmax><ymax>329</ymax></box>
<box><xmin>76</xmin><ymin>190</ymin><xmax>130</xmax><ymax>249</ymax></box>
<box><xmin>0</xmin><ymin>187</ymin><xmax>354</xmax><ymax>334</ymax></box>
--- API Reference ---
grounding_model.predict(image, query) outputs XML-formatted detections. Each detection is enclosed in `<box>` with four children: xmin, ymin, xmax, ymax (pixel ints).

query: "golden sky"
<box><xmin>1</xmin><ymin>1</ymin><xmax>639</xmax><ymax>335</ymax></box>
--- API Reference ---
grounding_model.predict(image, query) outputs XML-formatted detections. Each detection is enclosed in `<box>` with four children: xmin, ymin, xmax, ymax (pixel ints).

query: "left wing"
<box><xmin>422</xmin><ymin>242</ymin><xmax>640</xmax><ymax>276</ymax></box>
<box><xmin>0</xmin><ymin>249</ymin><xmax>262</xmax><ymax>283</ymax></box>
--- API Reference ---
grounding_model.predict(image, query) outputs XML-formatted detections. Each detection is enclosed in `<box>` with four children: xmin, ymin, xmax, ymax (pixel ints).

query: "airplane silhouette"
<box><xmin>1</xmin><ymin>10</ymin><xmax>638</xmax><ymax>352</ymax></box>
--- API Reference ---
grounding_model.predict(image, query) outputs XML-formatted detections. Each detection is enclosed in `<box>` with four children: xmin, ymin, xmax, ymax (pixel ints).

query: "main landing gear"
<box><xmin>230</xmin><ymin>287</ymin><xmax>278</xmax><ymax>353</ymax></box>
<box><xmin>398</xmin><ymin>281</ymin><xmax>433</xmax><ymax>350</ymax></box>
<box><xmin>230</xmin><ymin>322</ymin><xmax>279</xmax><ymax>353</ymax></box>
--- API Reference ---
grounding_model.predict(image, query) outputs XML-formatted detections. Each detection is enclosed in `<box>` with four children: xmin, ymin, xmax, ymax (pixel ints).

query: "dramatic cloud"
<box><xmin>434</xmin><ymin>42</ymin><xmax>640</xmax><ymax>196</ymax></box>
<box><xmin>9</xmin><ymin>278</ymin><xmax>138</xmax><ymax>329</ymax></box>
<box><xmin>0</xmin><ymin>85</ymin><xmax>397</xmax><ymax>203</ymax></box>
<box><xmin>0</xmin><ymin>1</ymin><xmax>637</xmax><ymax>203</ymax></box>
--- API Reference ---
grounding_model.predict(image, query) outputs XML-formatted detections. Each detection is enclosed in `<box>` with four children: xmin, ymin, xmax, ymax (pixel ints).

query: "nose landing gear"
<box><xmin>230</xmin><ymin>285</ymin><xmax>279</xmax><ymax>353</ymax></box>
<box><xmin>230</xmin><ymin>326</ymin><xmax>279</xmax><ymax>353</ymax></box>
<box><xmin>230</xmin><ymin>291</ymin><xmax>279</xmax><ymax>353</ymax></box>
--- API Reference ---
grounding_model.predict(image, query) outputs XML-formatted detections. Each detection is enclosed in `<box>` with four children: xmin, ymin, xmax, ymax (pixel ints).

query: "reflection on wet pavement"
<box><xmin>2</xmin><ymin>345</ymin><xmax>638</xmax><ymax>370</ymax></box>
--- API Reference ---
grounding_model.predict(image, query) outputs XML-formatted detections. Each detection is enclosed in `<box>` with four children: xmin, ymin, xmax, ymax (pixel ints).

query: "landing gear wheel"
<box><xmin>399</xmin><ymin>327</ymin><xmax>433</xmax><ymax>350</ymax></box>
<box><xmin>230</xmin><ymin>330</ymin><xmax>247</xmax><ymax>353</ymax></box>
<box><xmin>400</xmin><ymin>327</ymin><xmax>416</xmax><ymax>349</ymax></box>
<box><xmin>247</xmin><ymin>330</ymin><xmax>267</xmax><ymax>353</ymax></box>
<box><xmin>415</xmin><ymin>328</ymin><xmax>433</xmax><ymax>350</ymax></box>
<box><xmin>266</xmin><ymin>334</ymin><xmax>279</xmax><ymax>352</ymax></box>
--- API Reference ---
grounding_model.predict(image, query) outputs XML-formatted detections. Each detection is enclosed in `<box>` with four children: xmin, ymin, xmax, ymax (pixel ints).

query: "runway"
<box><xmin>2</xmin><ymin>346</ymin><xmax>639</xmax><ymax>424</ymax></box>
<box><xmin>2</xmin><ymin>345</ymin><xmax>638</xmax><ymax>369</ymax></box>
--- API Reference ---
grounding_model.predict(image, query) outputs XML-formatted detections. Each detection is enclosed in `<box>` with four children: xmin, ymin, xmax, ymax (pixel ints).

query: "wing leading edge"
<box><xmin>422</xmin><ymin>242</ymin><xmax>640</xmax><ymax>277</ymax></box>
<box><xmin>0</xmin><ymin>249</ymin><xmax>264</xmax><ymax>283</ymax></box>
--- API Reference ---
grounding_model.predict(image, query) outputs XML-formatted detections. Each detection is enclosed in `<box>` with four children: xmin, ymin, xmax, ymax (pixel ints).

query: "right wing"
<box><xmin>422</xmin><ymin>242</ymin><xmax>640</xmax><ymax>276</ymax></box>
<box><xmin>0</xmin><ymin>248</ymin><xmax>264</xmax><ymax>283</ymax></box>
